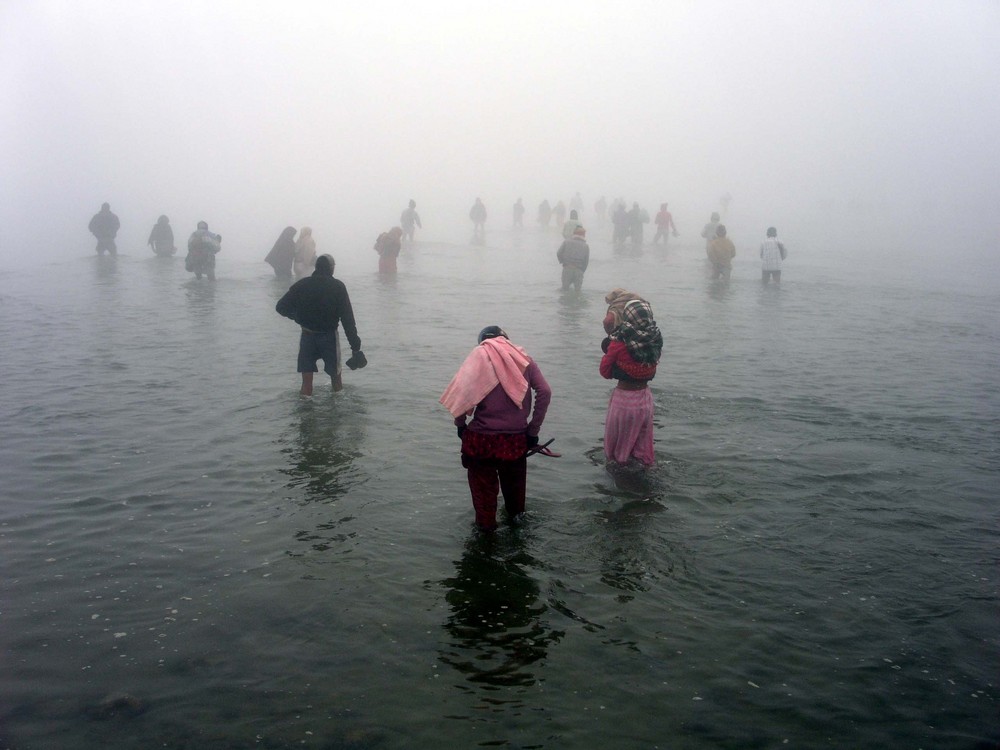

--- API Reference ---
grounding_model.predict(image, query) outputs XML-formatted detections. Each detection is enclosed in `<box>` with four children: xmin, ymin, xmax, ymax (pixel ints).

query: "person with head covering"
<box><xmin>88</xmin><ymin>202</ymin><xmax>120</xmax><ymax>256</ymax></box>
<box><xmin>276</xmin><ymin>254</ymin><xmax>365</xmax><ymax>396</ymax></box>
<box><xmin>701</xmin><ymin>212</ymin><xmax>721</xmax><ymax>257</ymax></box>
<box><xmin>600</xmin><ymin>290</ymin><xmax>663</xmax><ymax>467</ymax></box>
<box><xmin>562</xmin><ymin>208</ymin><xmax>583</xmax><ymax>239</ymax></box>
<box><xmin>652</xmin><ymin>203</ymin><xmax>678</xmax><ymax>246</ymax></box>
<box><xmin>707</xmin><ymin>224</ymin><xmax>736</xmax><ymax>280</ymax></box>
<box><xmin>440</xmin><ymin>327</ymin><xmax>552</xmax><ymax>532</ymax></box>
<box><xmin>760</xmin><ymin>226</ymin><xmax>787</xmax><ymax>283</ymax></box>
<box><xmin>556</xmin><ymin>225</ymin><xmax>590</xmax><ymax>291</ymax></box>
<box><xmin>293</xmin><ymin>226</ymin><xmax>317</xmax><ymax>280</ymax></box>
<box><xmin>147</xmin><ymin>215</ymin><xmax>176</xmax><ymax>256</ymax></box>
<box><xmin>185</xmin><ymin>220</ymin><xmax>221</xmax><ymax>280</ymax></box>
<box><xmin>265</xmin><ymin>227</ymin><xmax>297</xmax><ymax>279</ymax></box>
<box><xmin>374</xmin><ymin>226</ymin><xmax>404</xmax><ymax>274</ymax></box>
<box><xmin>400</xmin><ymin>200</ymin><xmax>422</xmax><ymax>242</ymax></box>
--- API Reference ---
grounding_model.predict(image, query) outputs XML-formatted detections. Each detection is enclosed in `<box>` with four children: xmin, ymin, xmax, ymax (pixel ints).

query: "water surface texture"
<box><xmin>1</xmin><ymin>229</ymin><xmax>997</xmax><ymax>749</ymax></box>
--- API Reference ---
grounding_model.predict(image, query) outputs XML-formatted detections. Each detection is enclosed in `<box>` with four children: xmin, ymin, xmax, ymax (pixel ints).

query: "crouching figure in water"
<box><xmin>600</xmin><ymin>289</ymin><xmax>663</xmax><ymax>468</ymax></box>
<box><xmin>441</xmin><ymin>327</ymin><xmax>552</xmax><ymax>532</ymax></box>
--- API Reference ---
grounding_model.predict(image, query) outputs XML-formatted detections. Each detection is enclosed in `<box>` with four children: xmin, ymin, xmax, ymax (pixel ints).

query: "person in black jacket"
<box><xmin>88</xmin><ymin>203</ymin><xmax>120</xmax><ymax>256</ymax></box>
<box><xmin>275</xmin><ymin>254</ymin><xmax>365</xmax><ymax>396</ymax></box>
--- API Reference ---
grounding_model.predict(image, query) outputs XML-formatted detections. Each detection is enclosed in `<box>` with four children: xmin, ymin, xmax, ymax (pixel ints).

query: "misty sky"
<box><xmin>2</xmin><ymin>0</ymin><xmax>998</xmax><ymax>270</ymax></box>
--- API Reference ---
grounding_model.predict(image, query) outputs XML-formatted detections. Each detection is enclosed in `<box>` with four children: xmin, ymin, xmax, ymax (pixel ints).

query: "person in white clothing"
<box><xmin>760</xmin><ymin>227</ymin><xmax>787</xmax><ymax>283</ymax></box>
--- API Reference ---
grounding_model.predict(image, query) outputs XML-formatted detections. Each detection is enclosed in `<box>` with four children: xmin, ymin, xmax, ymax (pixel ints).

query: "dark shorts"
<box><xmin>297</xmin><ymin>331</ymin><xmax>338</xmax><ymax>375</ymax></box>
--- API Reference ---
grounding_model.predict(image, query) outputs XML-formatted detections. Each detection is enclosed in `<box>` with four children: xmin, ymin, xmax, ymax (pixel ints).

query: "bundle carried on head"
<box><xmin>604</xmin><ymin>288</ymin><xmax>662</xmax><ymax>364</ymax></box>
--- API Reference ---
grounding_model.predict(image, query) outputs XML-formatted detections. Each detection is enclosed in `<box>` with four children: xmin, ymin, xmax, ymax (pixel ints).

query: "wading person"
<box><xmin>760</xmin><ymin>226</ymin><xmax>787</xmax><ymax>283</ymax></box>
<box><xmin>600</xmin><ymin>289</ymin><xmax>663</xmax><ymax>468</ymax></box>
<box><xmin>185</xmin><ymin>221</ymin><xmax>221</xmax><ymax>280</ymax></box>
<box><xmin>88</xmin><ymin>202</ymin><xmax>120</xmax><ymax>256</ymax></box>
<box><xmin>652</xmin><ymin>203</ymin><xmax>678</xmax><ymax>246</ymax></box>
<box><xmin>707</xmin><ymin>224</ymin><xmax>735</xmax><ymax>280</ymax></box>
<box><xmin>276</xmin><ymin>254</ymin><xmax>365</xmax><ymax>396</ymax></box>
<box><xmin>556</xmin><ymin>225</ymin><xmax>590</xmax><ymax>291</ymax></box>
<box><xmin>400</xmin><ymin>200</ymin><xmax>421</xmax><ymax>242</ymax></box>
<box><xmin>265</xmin><ymin>226</ymin><xmax>297</xmax><ymax>279</ymax></box>
<box><xmin>440</xmin><ymin>327</ymin><xmax>552</xmax><ymax>532</ymax></box>
<box><xmin>147</xmin><ymin>215</ymin><xmax>176</xmax><ymax>256</ymax></box>
<box><xmin>701</xmin><ymin>211</ymin><xmax>721</xmax><ymax>257</ymax></box>
<box><xmin>469</xmin><ymin>198</ymin><xmax>487</xmax><ymax>244</ymax></box>
<box><xmin>374</xmin><ymin>226</ymin><xmax>403</xmax><ymax>274</ymax></box>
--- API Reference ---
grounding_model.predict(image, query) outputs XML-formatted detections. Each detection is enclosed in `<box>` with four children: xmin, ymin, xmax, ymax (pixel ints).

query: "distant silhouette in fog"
<box><xmin>760</xmin><ymin>226</ymin><xmax>787</xmax><ymax>283</ymax></box>
<box><xmin>707</xmin><ymin>224</ymin><xmax>735</xmax><ymax>281</ymax></box>
<box><xmin>557</xmin><ymin>225</ymin><xmax>590</xmax><ymax>292</ymax></box>
<box><xmin>469</xmin><ymin>198</ymin><xmax>487</xmax><ymax>244</ymax></box>
<box><xmin>88</xmin><ymin>202</ymin><xmax>120</xmax><ymax>256</ymax></box>
<box><xmin>701</xmin><ymin>211</ymin><xmax>721</xmax><ymax>256</ymax></box>
<box><xmin>652</xmin><ymin>203</ymin><xmax>678</xmax><ymax>246</ymax></box>
<box><xmin>265</xmin><ymin>226</ymin><xmax>297</xmax><ymax>279</ymax></box>
<box><xmin>400</xmin><ymin>199</ymin><xmax>421</xmax><ymax>242</ymax></box>
<box><xmin>512</xmin><ymin>197</ymin><xmax>524</xmax><ymax>228</ymax></box>
<box><xmin>537</xmin><ymin>199</ymin><xmax>552</xmax><ymax>228</ymax></box>
<box><xmin>185</xmin><ymin>221</ymin><xmax>221</xmax><ymax>281</ymax></box>
<box><xmin>147</xmin><ymin>215</ymin><xmax>176</xmax><ymax>256</ymax></box>
<box><xmin>375</xmin><ymin>226</ymin><xmax>403</xmax><ymax>274</ymax></box>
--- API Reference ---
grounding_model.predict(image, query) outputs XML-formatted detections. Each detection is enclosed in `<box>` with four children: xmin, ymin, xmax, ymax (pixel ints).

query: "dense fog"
<box><xmin>2</xmin><ymin>1</ymin><xmax>998</xmax><ymax>281</ymax></box>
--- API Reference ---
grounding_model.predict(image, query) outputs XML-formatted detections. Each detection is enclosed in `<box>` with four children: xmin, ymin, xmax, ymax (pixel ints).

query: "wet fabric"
<box><xmin>461</xmin><ymin>430</ymin><xmax>528</xmax><ymax>530</ymax></box>
<box><xmin>604</xmin><ymin>387</ymin><xmax>655</xmax><ymax>465</ymax></box>
<box><xmin>297</xmin><ymin>330</ymin><xmax>339</xmax><ymax>375</ymax></box>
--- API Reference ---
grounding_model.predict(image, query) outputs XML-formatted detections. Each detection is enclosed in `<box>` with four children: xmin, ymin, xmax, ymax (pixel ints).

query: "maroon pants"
<box><xmin>461</xmin><ymin>430</ymin><xmax>527</xmax><ymax>530</ymax></box>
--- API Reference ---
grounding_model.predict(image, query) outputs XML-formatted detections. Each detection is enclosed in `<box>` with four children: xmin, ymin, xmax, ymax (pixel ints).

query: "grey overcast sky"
<box><xmin>2</xmin><ymin>0</ymin><xmax>998</xmax><ymax>269</ymax></box>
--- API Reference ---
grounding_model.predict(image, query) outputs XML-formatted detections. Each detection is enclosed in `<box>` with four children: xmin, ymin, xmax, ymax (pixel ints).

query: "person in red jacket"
<box><xmin>600</xmin><ymin>289</ymin><xmax>663</xmax><ymax>467</ymax></box>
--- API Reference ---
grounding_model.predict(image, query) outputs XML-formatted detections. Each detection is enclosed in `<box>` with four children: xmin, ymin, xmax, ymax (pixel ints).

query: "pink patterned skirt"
<box><xmin>603</xmin><ymin>387</ymin><xmax>655</xmax><ymax>466</ymax></box>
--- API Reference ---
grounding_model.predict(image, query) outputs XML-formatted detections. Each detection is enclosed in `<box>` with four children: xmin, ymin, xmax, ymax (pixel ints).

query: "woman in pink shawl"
<box><xmin>440</xmin><ymin>326</ymin><xmax>552</xmax><ymax>532</ymax></box>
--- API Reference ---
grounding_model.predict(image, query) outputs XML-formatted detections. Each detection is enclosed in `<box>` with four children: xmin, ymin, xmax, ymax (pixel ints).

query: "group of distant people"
<box><xmin>700</xmin><ymin>212</ymin><xmax>787</xmax><ymax>283</ymax></box>
<box><xmin>86</xmin><ymin>194</ymin><xmax>784</xmax><ymax>534</ymax></box>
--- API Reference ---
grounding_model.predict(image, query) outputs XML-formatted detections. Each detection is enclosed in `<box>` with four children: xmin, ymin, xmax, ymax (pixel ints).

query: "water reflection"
<box><xmin>280</xmin><ymin>399</ymin><xmax>366</xmax><ymax>503</ymax></box>
<box><xmin>183</xmin><ymin>277</ymin><xmax>216</xmax><ymax>321</ymax></box>
<box><xmin>438</xmin><ymin>533</ymin><xmax>564</xmax><ymax>688</ymax></box>
<box><xmin>90</xmin><ymin>253</ymin><xmax>119</xmax><ymax>285</ymax></box>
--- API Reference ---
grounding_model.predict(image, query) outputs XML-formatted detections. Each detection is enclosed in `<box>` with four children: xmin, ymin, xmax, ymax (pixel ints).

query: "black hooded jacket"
<box><xmin>275</xmin><ymin>268</ymin><xmax>361</xmax><ymax>351</ymax></box>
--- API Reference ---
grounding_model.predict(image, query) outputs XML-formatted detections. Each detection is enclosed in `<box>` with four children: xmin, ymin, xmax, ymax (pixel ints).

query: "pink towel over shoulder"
<box><xmin>440</xmin><ymin>337</ymin><xmax>531</xmax><ymax>417</ymax></box>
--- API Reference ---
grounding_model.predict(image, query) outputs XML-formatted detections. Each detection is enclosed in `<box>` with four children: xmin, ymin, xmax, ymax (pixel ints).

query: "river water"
<box><xmin>1</xmin><ymin>225</ymin><xmax>997</xmax><ymax>749</ymax></box>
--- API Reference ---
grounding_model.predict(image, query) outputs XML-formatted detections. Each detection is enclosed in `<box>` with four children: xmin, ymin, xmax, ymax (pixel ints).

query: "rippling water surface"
<box><xmin>1</xmin><ymin>228</ymin><xmax>997</xmax><ymax>749</ymax></box>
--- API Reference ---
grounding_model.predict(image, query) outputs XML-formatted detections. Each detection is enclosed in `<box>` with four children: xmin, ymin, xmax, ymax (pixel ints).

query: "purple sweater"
<box><xmin>454</xmin><ymin>360</ymin><xmax>552</xmax><ymax>436</ymax></box>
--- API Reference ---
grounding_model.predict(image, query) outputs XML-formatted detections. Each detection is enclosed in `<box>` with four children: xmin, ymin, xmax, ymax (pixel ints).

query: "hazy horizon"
<box><xmin>2</xmin><ymin>0</ymin><xmax>998</xmax><ymax>279</ymax></box>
